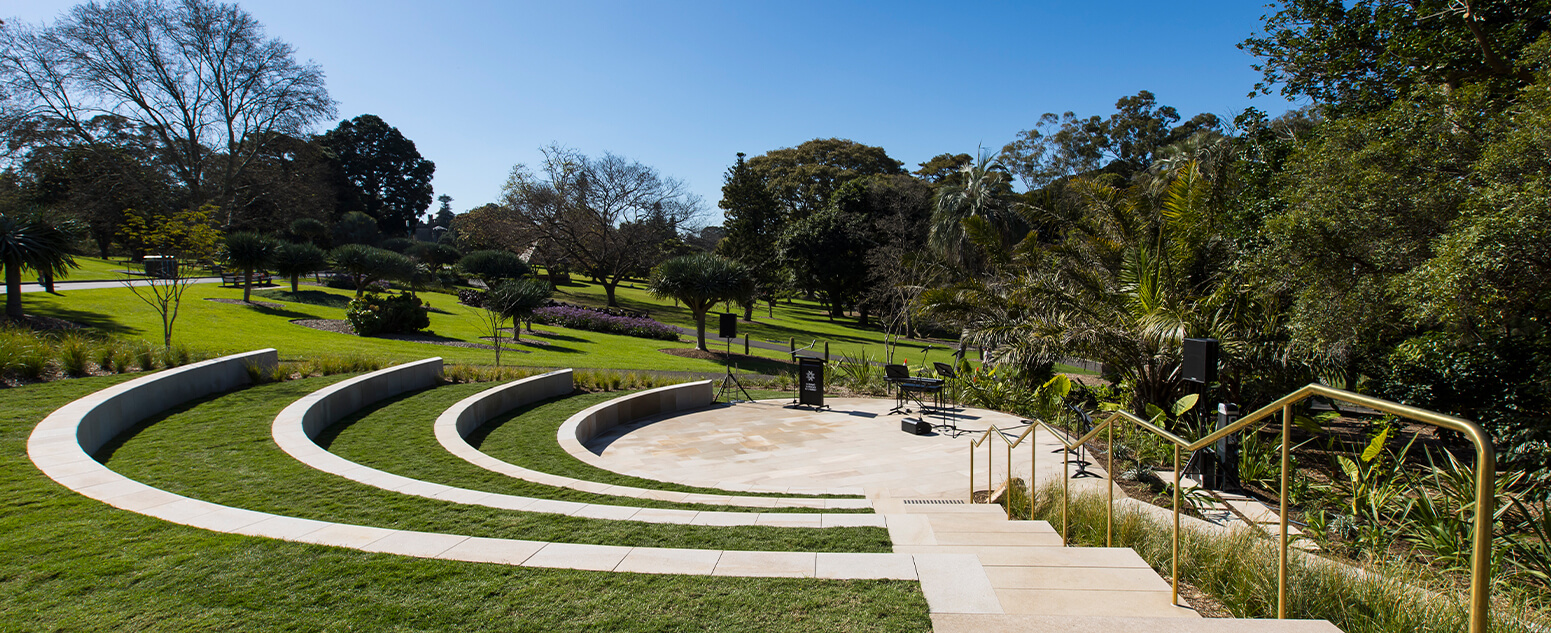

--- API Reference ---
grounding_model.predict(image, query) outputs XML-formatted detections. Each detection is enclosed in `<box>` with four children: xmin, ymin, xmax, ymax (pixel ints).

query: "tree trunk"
<box><xmin>290</xmin><ymin>274</ymin><xmax>300</xmax><ymax>294</ymax></box>
<box><xmin>41</xmin><ymin>268</ymin><xmax>54</xmax><ymax>293</ymax></box>
<box><xmin>743</xmin><ymin>303</ymin><xmax>754</xmax><ymax>321</ymax></box>
<box><xmin>857</xmin><ymin>305</ymin><xmax>869</xmax><ymax>328</ymax></box>
<box><xmin>603</xmin><ymin>280</ymin><xmax>619</xmax><ymax>306</ymax></box>
<box><xmin>243</xmin><ymin>269</ymin><xmax>253</xmax><ymax>302</ymax></box>
<box><xmin>4</xmin><ymin>261</ymin><xmax>22</xmax><ymax>319</ymax></box>
<box><xmin>694</xmin><ymin>311</ymin><xmax>708</xmax><ymax>352</ymax></box>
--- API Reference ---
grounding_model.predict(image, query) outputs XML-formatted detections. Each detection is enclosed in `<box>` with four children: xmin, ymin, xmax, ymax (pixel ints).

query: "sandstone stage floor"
<box><xmin>583</xmin><ymin>397</ymin><xmax>1114</xmax><ymax>499</ymax></box>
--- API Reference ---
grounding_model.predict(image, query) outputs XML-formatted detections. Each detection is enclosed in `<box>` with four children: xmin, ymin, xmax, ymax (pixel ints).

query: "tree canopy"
<box><xmin>321</xmin><ymin>114</ymin><xmax>435</xmax><ymax>237</ymax></box>
<box><xmin>746</xmin><ymin>138</ymin><xmax>904</xmax><ymax>221</ymax></box>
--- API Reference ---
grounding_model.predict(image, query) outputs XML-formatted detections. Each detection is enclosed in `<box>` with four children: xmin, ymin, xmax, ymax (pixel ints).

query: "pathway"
<box><xmin>0</xmin><ymin>276</ymin><xmax>223</xmax><ymax>293</ymax></box>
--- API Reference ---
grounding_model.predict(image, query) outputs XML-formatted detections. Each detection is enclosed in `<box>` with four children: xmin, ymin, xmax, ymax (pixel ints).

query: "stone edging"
<box><xmin>436</xmin><ymin>371</ymin><xmax>871</xmax><ymax>510</ymax></box>
<box><xmin>556</xmin><ymin>383</ymin><xmax>866</xmax><ymax>496</ymax></box>
<box><xmin>271</xmin><ymin>359</ymin><xmax>882</xmax><ymax>528</ymax></box>
<box><xmin>26</xmin><ymin>350</ymin><xmax>917</xmax><ymax>581</ymax></box>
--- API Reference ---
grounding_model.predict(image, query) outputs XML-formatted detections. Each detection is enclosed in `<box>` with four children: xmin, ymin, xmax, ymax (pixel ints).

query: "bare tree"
<box><xmin>0</xmin><ymin>0</ymin><xmax>335</xmax><ymax>218</ymax></box>
<box><xmin>501</xmin><ymin>145</ymin><xmax>703</xmax><ymax>306</ymax></box>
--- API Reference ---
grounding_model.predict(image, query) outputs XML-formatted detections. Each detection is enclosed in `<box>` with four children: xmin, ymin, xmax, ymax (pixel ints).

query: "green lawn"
<box><xmin>324</xmin><ymin>383</ymin><xmax>864</xmax><ymax>510</ymax></box>
<box><xmin>471</xmin><ymin>388</ymin><xmax>862</xmax><ymax>500</ymax></box>
<box><xmin>0</xmin><ymin>376</ymin><xmax>928</xmax><ymax>632</ymax></box>
<box><xmin>552</xmin><ymin>277</ymin><xmax>980</xmax><ymax>366</ymax></box>
<box><xmin>105</xmin><ymin>375</ymin><xmax>890</xmax><ymax>552</ymax></box>
<box><xmin>17</xmin><ymin>283</ymin><xmax>768</xmax><ymax>372</ymax></box>
<box><xmin>52</xmin><ymin>255</ymin><xmax>220</xmax><ymax>282</ymax></box>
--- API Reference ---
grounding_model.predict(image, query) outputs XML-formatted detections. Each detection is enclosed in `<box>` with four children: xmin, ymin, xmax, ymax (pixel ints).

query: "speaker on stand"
<box><xmin>714</xmin><ymin>313</ymin><xmax>752</xmax><ymax>402</ymax></box>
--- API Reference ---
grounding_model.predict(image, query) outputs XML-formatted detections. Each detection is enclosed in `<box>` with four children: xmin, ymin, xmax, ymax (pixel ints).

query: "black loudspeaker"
<box><xmin>719</xmin><ymin>313</ymin><xmax>737</xmax><ymax>339</ymax></box>
<box><xmin>1183</xmin><ymin>338</ymin><xmax>1219</xmax><ymax>384</ymax></box>
<box><xmin>902</xmin><ymin>418</ymin><xmax>931</xmax><ymax>435</ymax></box>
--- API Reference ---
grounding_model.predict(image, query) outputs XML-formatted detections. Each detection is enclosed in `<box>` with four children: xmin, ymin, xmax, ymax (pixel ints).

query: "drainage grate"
<box><xmin>902</xmin><ymin>499</ymin><xmax>966</xmax><ymax>505</ymax></box>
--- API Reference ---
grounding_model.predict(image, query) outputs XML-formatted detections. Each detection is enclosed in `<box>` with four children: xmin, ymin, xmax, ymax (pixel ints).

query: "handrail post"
<box><xmin>1062</xmin><ymin>436</ymin><xmax>1070</xmax><ymax>545</ymax></box>
<box><xmin>1279</xmin><ymin>404</ymin><xmax>1290</xmax><ymax>619</ymax></box>
<box><xmin>1172</xmin><ymin>444</ymin><xmax>1181</xmax><ymax>606</ymax></box>
<box><xmin>1107</xmin><ymin>419</ymin><xmax>1114</xmax><ymax>548</ymax></box>
<box><xmin>1005</xmin><ymin>440</ymin><xmax>1012</xmax><ymax>520</ymax></box>
<box><xmin>969</xmin><ymin>439</ymin><xmax>974</xmax><ymax>503</ymax></box>
<box><xmin>1469</xmin><ymin>434</ymin><xmax>1496</xmax><ymax>633</ymax></box>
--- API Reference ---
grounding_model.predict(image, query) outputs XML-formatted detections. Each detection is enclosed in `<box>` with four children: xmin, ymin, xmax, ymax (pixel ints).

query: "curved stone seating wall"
<box><xmin>274</xmin><ymin>360</ymin><xmax>881</xmax><ymax>528</ymax></box>
<box><xmin>27</xmin><ymin>350</ymin><xmax>916</xmax><ymax>584</ymax></box>
<box><xmin>438</xmin><ymin>374</ymin><xmax>870</xmax><ymax>510</ymax></box>
<box><xmin>75</xmin><ymin>349</ymin><xmax>278</xmax><ymax>455</ymax></box>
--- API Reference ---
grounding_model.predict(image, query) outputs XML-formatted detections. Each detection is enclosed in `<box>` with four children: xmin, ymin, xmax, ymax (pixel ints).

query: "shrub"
<box><xmin>346</xmin><ymin>290</ymin><xmax>430</xmax><ymax>336</ymax></box>
<box><xmin>458</xmin><ymin>288</ymin><xmax>486</xmax><ymax>307</ymax></box>
<box><xmin>131</xmin><ymin>340</ymin><xmax>158</xmax><ymax>371</ymax></box>
<box><xmin>531</xmin><ymin>305</ymin><xmax>679</xmax><ymax>341</ymax></box>
<box><xmin>457</xmin><ymin>250</ymin><xmax>529</xmax><ymax>284</ymax></box>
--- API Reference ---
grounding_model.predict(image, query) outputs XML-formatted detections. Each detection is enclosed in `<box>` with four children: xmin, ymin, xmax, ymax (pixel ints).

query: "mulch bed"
<box><xmin>659</xmin><ymin>347</ymin><xmax>792</xmax><ymax>368</ymax></box>
<box><xmin>204</xmin><ymin>297</ymin><xmax>285</xmax><ymax>310</ymax></box>
<box><xmin>289</xmin><ymin>319</ymin><xmax>526</xmax><ymax>352</ymax></box>
<box><xmin>6</xmin><ymin>314</ymin><xmax>87</xmax><ymax>331</ymax></box>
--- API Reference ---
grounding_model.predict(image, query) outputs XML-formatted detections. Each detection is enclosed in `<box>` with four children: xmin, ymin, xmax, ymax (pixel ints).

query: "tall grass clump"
<box><xmin>441</xmin><ymin>364</ymin><xmax>539</xmax><ymax>384</ymax></box>
<box><xmin>130</xmin><ymin>340</ymin><xmax>159</xmax><ymax>371</ymax></box>
<box><xmin>57</xmin><ymin>333</ymin><xmax>93</xmax><ymax>377</ymax></box>
<box><xmin>1007</xmin><ymin>480</ymin><xmax>1547</xmax><ymax>632</ymax></box>
<box><xmin>301</xmin><ymin>355</ymin><xmax>384</xmax><ymax>376</ymax></box>
<box><xmin>0</xmin><ymin>327</ymin><xmax>51</xmax><ymax>381</ymax></box>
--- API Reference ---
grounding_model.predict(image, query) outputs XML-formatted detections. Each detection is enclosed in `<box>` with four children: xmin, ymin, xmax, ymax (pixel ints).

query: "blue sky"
<box><xmin>10</xmin><ymin>1</ymin><xmax>1298</xmax><ymax>222</ymax></box>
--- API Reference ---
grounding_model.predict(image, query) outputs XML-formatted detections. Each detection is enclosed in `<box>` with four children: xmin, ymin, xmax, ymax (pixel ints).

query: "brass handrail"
<box><xmin>963</xmin><ymin>383</ymin><xmax>1496</xmax><ymax>633</ymax></box>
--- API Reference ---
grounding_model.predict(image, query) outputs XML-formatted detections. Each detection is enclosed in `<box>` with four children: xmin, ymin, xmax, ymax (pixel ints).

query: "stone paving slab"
<box><xmin>712</xmin><ymin>551</ymin><xmax>816</xmax><ymax>578</ymax></box>
<box><xmin>983</xmin><ymin>565</ymin><xmax>1173</xmax><ymax>592</ymax></box>
<box><xmin>913</xmin><ymin>554</ymin><xmax>1004</xmax><ymax>614</ymax></box>
<box><xmin>995</xmin><ymin>588</ymin><xmax>1194</xmax><ymax>618</ymax></box>
<box><xmin>616</xmin><ymin>547</ymin><xmax>723</xmax><ymax>575</ymax></box>
<box><xmin>816</xmin><ymin>552</ymin><xmax>918</xmax><ymax>580</ymax></box>
<box><xmin>523</xmin><ymin>543</ymin><xmax>633</xmax><ymax>571</ymax></box>
<box><xmin>931</xmin><ymin>614</ymin><xmax>1343</xmax><ymax>633</ymax></box>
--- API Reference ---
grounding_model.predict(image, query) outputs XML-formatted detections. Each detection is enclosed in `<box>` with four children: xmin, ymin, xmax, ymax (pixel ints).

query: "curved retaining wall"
<box><xmin>276</xmin><ymin>363</ymin><xmax>880</xmax><ymax>527</ymax></box>
<box><xmin>27</xmin><ymin>351</ymin><xmax>914</xmax><ymax>581</ymax></box>
<box><xmin>557</xmin><ymin>380</ymin><xmax>714</xmax><ymax>465</ymax></box>
<box><xmin>436</xmin><ymin>374</ymin><xmax>871</xmax><ymax>510</ymax></box>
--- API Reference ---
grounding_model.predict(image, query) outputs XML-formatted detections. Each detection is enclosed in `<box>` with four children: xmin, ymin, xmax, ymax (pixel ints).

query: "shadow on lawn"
<box><xmin>24</xmin><ymin>303</ymin><xmax>136</xmax><ymax>335</ymax></box>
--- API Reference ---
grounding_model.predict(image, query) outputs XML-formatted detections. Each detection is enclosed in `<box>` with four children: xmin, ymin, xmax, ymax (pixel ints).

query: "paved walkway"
<box><xmin>0</xmin><ymin>276</ymin><xmax>224</xmax><ymax>293</ymax></box>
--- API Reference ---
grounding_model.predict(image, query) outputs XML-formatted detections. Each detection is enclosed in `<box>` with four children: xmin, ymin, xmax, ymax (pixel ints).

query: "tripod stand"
<box><xmin>714</xmin><ymin>335</ymin><xmax>753</xmax><ymax>403</ymax></box>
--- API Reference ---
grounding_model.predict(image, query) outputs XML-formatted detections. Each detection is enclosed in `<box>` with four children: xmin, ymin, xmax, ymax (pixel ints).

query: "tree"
<box><xmin>222</xmin><ymin>133</ymin><xmax>337</xmax><ymax>233</ymax></box>
<box><xmin>457</xmin><ymin>250</ymin><xmax>529</xmax><ymax>286</ymax></box>
<box><xmin>1000</xmin><ymin>91</ymin><xmax>1217</xmax><ymax>188</ymax></box>
<box><xmin>222</xmin><ymin>232</ymin><xmax>278</xmax><ymax>302</ymax></box>
<box><xmin>0</xmin><ymin>211</ymin><xmax>79</xmax><ymax>320</ymax></box>
<box><xmin>332</xmin><ymin>211</ymin><xmax>381</xmax><ymax>246</ymax></box>
<box><xmin>329</xmin><ymin>244</ymin><xmax>414</xmax><ymax>298</ymax></box>
<box><xmin>272</xmin><ymin>241</ymin><xmax>326</xmax><ymax>293</ymax></box>
<box><xmin>493</xmin><ymin>278</ymin><xmax>552</xmax><ymax>341</ymax></box>
<box><xmin>0</xmin><ymin>0</ymin><xmax>335</xmax><ymax>213</ymax></box>
<box><xmin>1241</xmin><ymin>0</ymin><xmax>1550</xmax><ymax>116</ymax></box>
<box><xmin>777</xmin><ymin>207</ymin><xmax>873</xmax><ymax>323</ymax></box>
<box><xmin>648</xmin><ymin>252</ymin><xmax>753</xmax><ymax>352</ymax></box>
<box><xmin>715</xmin><ymin>152</ymin><xmax>783</xmax><ymax>320</ymax></box>
<box><xmin>120</xmin><ymin>204</ymin><xmax>222</xmax><ymax>347</ymax></box>
<box><xmin>434</xmin><ymin>194</ymin><xmax>454</xmax><ymax>228</ymax></box>
<box><xmin>929</xmin><ymin>151</ymin><xmax>1020</xmax><ymax>271</ymax></box>
<box><xmin>321</xmin><ymin>114</ymin><xmax>435</xmax><ymax>237</ymax></box>
<box><xmin>914</xmin><ymin>153</ymin><xmax>973</xmax><ymax>186</ymax></box>
<box><xmin>17</xmin><ymin>116</ymin><xmax>172</xmax><ymax>257</ymax></box>
<box><xmin>501</xmin><ymin>145</ymin><xmax>703</xmax><ymax>306</ymax></box>
<box><xmin>406</xmin><ymin>242</ymin><xmax>462</xmax><ymax>274</ymax></box>
<box><xmin>447</xmin><ymin>203</ymin><xmax>528</xmax><ymax>253</ymax></box>
<box><xmin>745</xmin><ymin>138</ymin><xmax>904</xmax><ymax>221</ymax></box>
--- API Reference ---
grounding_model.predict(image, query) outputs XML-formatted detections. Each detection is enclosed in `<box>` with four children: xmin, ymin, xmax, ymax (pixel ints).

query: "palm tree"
<box><xmin>648</xmin><ymin>252</ymin><xmax>753</xmax><ymax>352</ymax></box>
<box><xmin>929</xmin><ymin>150</ymin><xmax>1020</xmax><ymax>272</ymax></box>
<box><xmin>272</xmin><ymin>241</ymin><xmax>328</xmax><ymax>293</ymax></box>
<box><xmin>0</xmin><ymin>212</ymin><xmax>79</xmax><ymax>320</ymax></box>
<box><xmin>223</xmin><ymin>232</ymin><xmax>279</xmax><ymax>302</ymax></box>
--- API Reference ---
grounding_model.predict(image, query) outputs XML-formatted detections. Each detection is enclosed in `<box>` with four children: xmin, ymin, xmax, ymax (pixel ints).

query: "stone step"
<box><xmin>923</xmin><ymin>515</ymin><xmax>1057</xmax><ymax>534</ymax></box>
<box><xmin>932</xmin><ymin>614</ymin><xmax>1343</xmax><ymax>633</ymax></box>
<box><xmin>996</xmin><ymin>587</ymin><xmax>1193</xmax><ymax>618</ymax></box>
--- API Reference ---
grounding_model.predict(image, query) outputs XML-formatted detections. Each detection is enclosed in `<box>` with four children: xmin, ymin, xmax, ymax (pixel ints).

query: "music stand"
<box><xmin>1066</xmin><ymin>405</ymin><xmax>1101</xmax><ymax>478</ymax></box>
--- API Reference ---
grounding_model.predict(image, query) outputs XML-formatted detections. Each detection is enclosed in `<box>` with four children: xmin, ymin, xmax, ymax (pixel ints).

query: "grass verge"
<box><xmin>1012</xmin><ymin>480</ymin><xmax>1548</xmax><ymax>632</ymax></box>
<box><xmin>0</xmin><ymin>375</ymin><xmax>927</xmax><ymax>632</ymax></box>
<box><xmin>323</xmin><ymin>383</ymin><xmax>863</xmax><ymax>513</ymax></box>
<box><xmin>473</xmin><ymin>388</ymin><xmax>863</xmax><ymax>500</ymax></box>
<box><xmin>104</xmin><ymin>376</ymin><xmax>890</xmax><ymax>552</ymax></box>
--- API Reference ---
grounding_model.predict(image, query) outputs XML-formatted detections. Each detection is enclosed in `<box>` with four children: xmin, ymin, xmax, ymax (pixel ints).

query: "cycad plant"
<box><xmin>648</xmin><ymin>252</ymin><xmax>754</xmax><ymax>352</ymax></box>
<box><xmin>0</xmin><ymin>212</ymin><xmax>79</xmax><ymax>320</ymax></box>
<box><xmin>224</xmin><ymin>232</ymin><xmax>279</xmax><ymax>302</ymax></box>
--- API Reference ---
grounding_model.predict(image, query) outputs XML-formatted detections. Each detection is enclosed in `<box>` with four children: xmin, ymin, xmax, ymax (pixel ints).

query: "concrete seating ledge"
<box><xmin>271</xmin><ymin>358</ymin><xmax>883</xmax><ymax>528</ymax></box>
<box><xmin>25</xmin><ymin>350</ymin><xmax>919</xmax><ymax>583</ymax></box>
<box><xmin>556</xmin><ymin>381</ymin><xmax>865</xmax><ymax>496</ymax></box>
<box><xmin>436</xmin><ymin>370</ymin><xmax>871</xmax><ymax>510</ymax></box>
